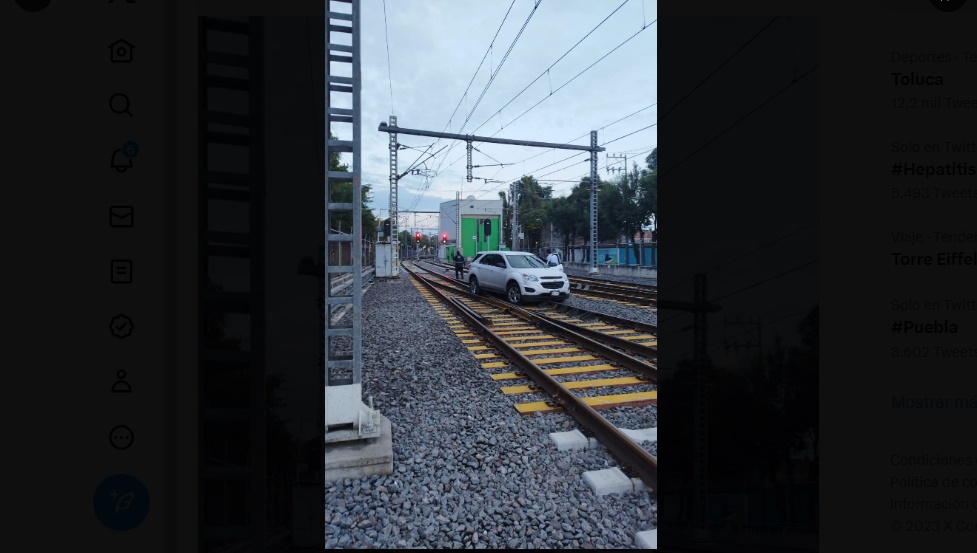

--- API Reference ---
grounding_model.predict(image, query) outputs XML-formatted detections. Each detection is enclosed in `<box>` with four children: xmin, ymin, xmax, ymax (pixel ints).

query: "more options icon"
<box><xmin>109</xmin><ymin>425</ymin><xmax>134</xmax><ymax>450</ymax></box>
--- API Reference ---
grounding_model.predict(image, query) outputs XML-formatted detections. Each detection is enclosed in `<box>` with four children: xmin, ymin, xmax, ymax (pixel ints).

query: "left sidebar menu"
<box><xmin>2</xmin><ymin>1</ymin><xmax>167</xmax><ymax>550</ymax></box>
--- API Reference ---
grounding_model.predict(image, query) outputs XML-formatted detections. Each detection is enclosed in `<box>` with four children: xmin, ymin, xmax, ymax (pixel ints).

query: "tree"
<box><xmin>596</xmin><ymin>176</ymin><xmax>624</xmax><ymax>245</ymax></box>
<box><xmin>547</xmin><ymin>196</ymin><xmax>578</xmax><ymax>257</ymax></box>
<box><xmin>513</xmin><ymin>176</ymin><xmax>551</xmax><ymax>252</ymax></box>
<box><xmin>328</xmin><ymin>134</ymin><xmax>377</xmax><ymax>240</ymax></box>
<box><xmin>639</xmin><ymin>148</ymin><xmax>658</xmax><ymax>242</ymax></box>
<box><xmin>567</xmin><ymin>180</ymin><xmax>593</xmax><ymax>262</ymax></box>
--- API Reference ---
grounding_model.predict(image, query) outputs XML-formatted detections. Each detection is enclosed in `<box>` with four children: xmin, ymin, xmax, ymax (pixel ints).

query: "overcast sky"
<box><xmin>349</xmin><ymin>0</ymin><xmax>657</xmax><ymax>234</ymax></box>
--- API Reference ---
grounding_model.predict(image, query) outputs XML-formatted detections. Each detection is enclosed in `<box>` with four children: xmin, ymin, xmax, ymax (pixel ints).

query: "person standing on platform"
<box><xmin>454</xmin><ymin>250</ymin><xmax>465</xmax><ymax>279</ymax></box>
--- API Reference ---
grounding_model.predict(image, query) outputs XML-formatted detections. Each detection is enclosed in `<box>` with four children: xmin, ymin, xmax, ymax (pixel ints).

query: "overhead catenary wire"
<box><xmin>488</xmin><ymin>20</ymin><xmax>656</xmax><ymax>139</ymax></box>
<box><xmin>382</xmin><ymin>0</ymin><xmax>395</xmax><ymax>114</ymax></box>
<box><xmin>463</xmin><ymin>0</ymin><xmax>544</xmax><ymax>131</ymax></box>
<box><xmin>469</xmin><ymin>0</ymin><xmax>633</xmax><ymax>135</ymax></box>
<box><xmin>707</xmin><ymin>304</ymin><xmax>817</xmax><ymax>351</ymax></box>
<box><xmin>399</xmin><ymin>0</ymin><xmax>519</xmax><ymax>185</ymax></box>
<box><xmin>660</xmin><ymin>16</ymin><xmax>780</xmax><ymax>122</ymax></box>
<box><xmin>600</xmin><ymin>123</ymin><xmax>658</xmax><ymax>147</ymax></box>
<box><xmin>658</xmin><ymin>222</ymin><xmax>817</xmax><ymax>296</ymax></box>
<box><xmin>662</xmin><ymin>62</ymin><xmax>819</xmax><ymax>178</ymax></box>
<box><xmin>441</xmin><ymin>101</ymin><xmax>658</xmax><ymax>178</ymax></box>
<box><xmin>430</xmin><ymin>23</ymin><xmax>658</xmax><ymax>184</ymax></box>
<box><xmin>402</xmin><ymin>9</ymin><xmax>658</xmax><ymax>211</ymax></box>
<box><xmin>471</xmin><ymin>139</ymin><xmax>656</xmax><ymax>203</ymax></box>
<box><xmin>406</xmin><ymin>0</ymin><xmax>539</xmax><ymax>212</ymax></box>
<box><xmin>469</xmin><ymin>142</ymin><xmax>656</xmax><ymax>205</ymax></box>
<box><xmin>423</xmin><ymin>0</ymin><xmax>545</xmax><ymax>202</ymax></box>
<box><xmin>492</xmin><ymin>121</ymin><xmax>656</xmax><ymax>186</ymax></box>
<box><xmin>658</xmin><ymin>257</ymin><xmax>819</xmax><ymax>329</ymax></box>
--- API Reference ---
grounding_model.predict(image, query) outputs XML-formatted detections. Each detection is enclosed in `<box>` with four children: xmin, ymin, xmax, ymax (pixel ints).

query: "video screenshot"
<box><xmin>4</xmin><ymin>0</ymin><xmax>975</xmax><ymax>550</ymax></box>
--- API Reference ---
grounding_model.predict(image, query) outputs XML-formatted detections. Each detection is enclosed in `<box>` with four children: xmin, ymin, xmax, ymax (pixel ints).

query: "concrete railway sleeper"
<box><xmin>403</xmin><ymin>262</ymin><xmax>657</xmax><ymax>492</ymax></box>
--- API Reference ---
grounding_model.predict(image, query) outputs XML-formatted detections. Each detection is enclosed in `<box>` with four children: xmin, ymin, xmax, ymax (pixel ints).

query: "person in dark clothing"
<box><xmin>453</xmin><ymin>250</ymin><xmax>465</xmax><ymax>279</ymax></box>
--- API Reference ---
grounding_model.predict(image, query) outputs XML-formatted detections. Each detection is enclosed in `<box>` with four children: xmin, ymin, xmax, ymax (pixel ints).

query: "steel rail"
<box><xmin>569</xmin><ymin>277</ymin><xmax>658</xmax><ymax>296</ymax></box>
<box><xmin>413</xmin><ymin>260</ymin><xmax>657</xmax><ymax>361</ymax></box>
<box><xmin>570</xmin><ymin>275</ymin><xmax>658</xmax><ymax>291</ymax></box>
<box><xmin>409</xmin><ymin>261</ymin><xmax>656</xmax><ymax>371</ymax></box>
<box><xmin>542</xmin><ymin>303</ymin><xmax>657</xmax><ymax>335</ymax></box>
<box><xmin>404</xmin><ymin>263</ymin><xmax>657</xmax><ymax>490</ymax></box>
<box><xmin>479</xmin><ymin>298</ymin><xmax>656</xmax><ymax>380</ymax></box>
<box><xmin>521</xmin><ymin>308</ymin><xmax>657</xmax><ymax>365</ymax></box>
<box><xmin>572</xmin><ymin>286</ymin><xmax>657</xmax><ymax>307</ymax></box>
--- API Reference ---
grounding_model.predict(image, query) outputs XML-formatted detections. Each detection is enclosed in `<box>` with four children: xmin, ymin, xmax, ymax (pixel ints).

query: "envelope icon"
<box><xmin>110</xmin><ymin>206</ymin><xmax>134</xmax><ymax>228</ymax></box>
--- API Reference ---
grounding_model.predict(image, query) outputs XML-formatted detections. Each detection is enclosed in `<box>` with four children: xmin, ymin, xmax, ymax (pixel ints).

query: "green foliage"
<box><xmin>547</xmin><ymin>195</ymin><xmax>580</xmax><ymax>255</ymax></box>
<box><xmin>503</xmin><ymin>148</ymin><xmax>657</xmax><ymax>262</ymax></box>
<box><xmin>513</xmin><ymin>176</ymin><xmax>552</xmax><ymax>249</ymax></box>
<box><xmin>639</xmin><ymin>147</ymin><xmax>657</xmax><ymax>233</ymax></box>
<box><xmin>328</xmin><ymin>135</ymin><xmax>377</xmax><ymax>239</ymax></box>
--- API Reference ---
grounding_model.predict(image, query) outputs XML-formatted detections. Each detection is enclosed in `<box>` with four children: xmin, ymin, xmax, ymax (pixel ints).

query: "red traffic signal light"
<box><xmin>415</xmin><ymin>232</ymin><xmax>421</xmax><ymax>242</ymax></box>
<box><xmin>441</xmin><ymin>233</ymin><xmax>447</xmax><ymax>243</ymax></box>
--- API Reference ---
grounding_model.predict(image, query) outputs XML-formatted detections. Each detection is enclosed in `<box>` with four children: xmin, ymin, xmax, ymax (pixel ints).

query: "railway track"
<box><xmin>569</xmin><ymin>275</ymin><xmax>657</xmax><ymax>294</ymax></box>
<box><xmin>413</xmin><ymin>259</ymin><xmax>657</xmax><ymax>358</ymax></box>
<box><xmin>417</xmin><ymin>258</ymin><xmax>657</xmax><ymax>308</ymax></box>
<box><xmin>567</xmin><ymin>276</ymin><xmax>657</xmax><ymax>309</ymax></box>
<box><xmin>403</xmin><ymin>261</ymin><xmax>658</xmax><ymax>491</ymax></box>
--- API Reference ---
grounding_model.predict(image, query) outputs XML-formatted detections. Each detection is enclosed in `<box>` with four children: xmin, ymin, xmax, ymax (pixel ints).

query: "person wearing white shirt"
<box><xmin>545</xmin><ymin>249</ymin><xmax>560</xmax><ymax>267</ymax></box>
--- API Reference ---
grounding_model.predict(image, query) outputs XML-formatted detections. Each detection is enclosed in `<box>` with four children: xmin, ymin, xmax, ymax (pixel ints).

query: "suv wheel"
<box><xmin>506</xmin><ymin>282</ymin><xmax>522</xmax><ymax>304</ymax></box>
<box><xmin>469</xmin><ymin>277</ymin><xmax>481</xmax><ymax>295</ymax></box>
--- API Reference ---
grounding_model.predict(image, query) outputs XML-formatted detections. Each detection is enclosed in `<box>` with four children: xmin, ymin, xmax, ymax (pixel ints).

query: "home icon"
<box><xmin>109</xmin><ymin>39</ymin><xmax>134</xmax><ymax>63</ymax></box>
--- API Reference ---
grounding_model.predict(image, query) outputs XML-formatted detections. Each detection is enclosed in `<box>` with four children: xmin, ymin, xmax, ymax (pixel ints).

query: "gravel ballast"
<box><xmin>325</xmin><ymin>272</ymin><xmax>657</xmax><ymax>548</ymax></box>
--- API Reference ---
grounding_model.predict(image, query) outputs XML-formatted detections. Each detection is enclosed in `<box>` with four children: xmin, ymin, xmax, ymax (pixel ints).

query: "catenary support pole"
<box><xmin>589</xmin><ymin>130</ymin><xmax>599</xmax><ymax>274</ymax></box>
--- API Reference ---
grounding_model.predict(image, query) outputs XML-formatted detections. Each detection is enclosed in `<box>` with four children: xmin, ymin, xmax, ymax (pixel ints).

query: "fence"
<box><xmin>565</xmin><ymin>242</ymin><xmax>658</xmax><ymax>267</ymax></box>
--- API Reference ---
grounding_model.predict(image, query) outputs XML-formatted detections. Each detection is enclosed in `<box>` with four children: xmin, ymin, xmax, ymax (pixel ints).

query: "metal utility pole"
<box><xmin>324</xmin><ymin>1</ymin><xmax>381</xmax><ymax>444</ymax></box>
<box><xmin>656</xmin><ymin>279</ymin><xmax>723</xmax><ymax>543</ymax></box>
<box><xmin>466</xmin><ymin>140</ymin><xmax>473</xmax><ymax>183</ymax></box>
<box><xmin>510</xmin><ymin>180</ymin><xmax>520</xmax><ymax>252</ymax></box>
<box><xmin>388</xmin><ymin>115</ymin><xmax>399</xmax><ymax>277</ymax></box>
<box><xmin>588</xmin><ymin>131</ymin><xmax>599</xmax><ymax>274</ymax></box>
<box><xmin>606</xmin><ymin>153</ymin><xmax>627</xmax><ymax>179</ymax></box>
<box><xmin>693</xmin><ymin>273</ymin><xmax>709</xmax><ymax>541</ymax></box>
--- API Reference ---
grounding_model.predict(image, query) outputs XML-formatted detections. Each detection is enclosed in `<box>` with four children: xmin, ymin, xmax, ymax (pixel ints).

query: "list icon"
<box><xmin>111</xmin><ymin>260</ymin><xmax>132</xmax><ymax>284</ymax></box>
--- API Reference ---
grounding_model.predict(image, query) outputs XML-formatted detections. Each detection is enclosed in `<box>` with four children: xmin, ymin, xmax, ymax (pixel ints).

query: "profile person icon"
<box><xmin>112</xmin><ymin>370</ymin><xmax>132</xmax><ymax>393</ymax></box>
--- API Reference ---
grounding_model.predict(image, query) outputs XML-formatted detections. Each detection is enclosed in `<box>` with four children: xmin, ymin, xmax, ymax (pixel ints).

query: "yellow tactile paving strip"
<box><xmin>500</xmin><ymin>376</ymin><xmax>645</xmax><ymax>395</ymax></box>
<box><xmin>489</xmin><ymin>364</ymin><xmax>620</xmax><ymax>380</ymax></box>
<box><xmin>514</xmin><ymin>391</ymin><xmax>657</xmax><ymax>415</ymax></box>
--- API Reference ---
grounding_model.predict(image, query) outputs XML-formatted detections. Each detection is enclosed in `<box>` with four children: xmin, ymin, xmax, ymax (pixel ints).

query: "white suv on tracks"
<box><xmin>466</xmin><ymin>250</ymin><xmax>570</xmax><ymax>304</ymax></box>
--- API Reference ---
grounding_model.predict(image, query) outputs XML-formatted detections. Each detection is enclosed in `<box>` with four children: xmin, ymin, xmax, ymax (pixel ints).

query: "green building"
<box><xmin>439</xmin><ymin>196</ymin><xmax>504</xmax><ymax>260</ymax></box>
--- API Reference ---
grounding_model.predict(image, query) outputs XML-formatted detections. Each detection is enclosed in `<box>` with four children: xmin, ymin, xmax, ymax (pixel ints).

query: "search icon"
<box><xmin>109</xmin><ymin>93</ymin><xmax>133</xmax><ymax>117</ymax></box>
